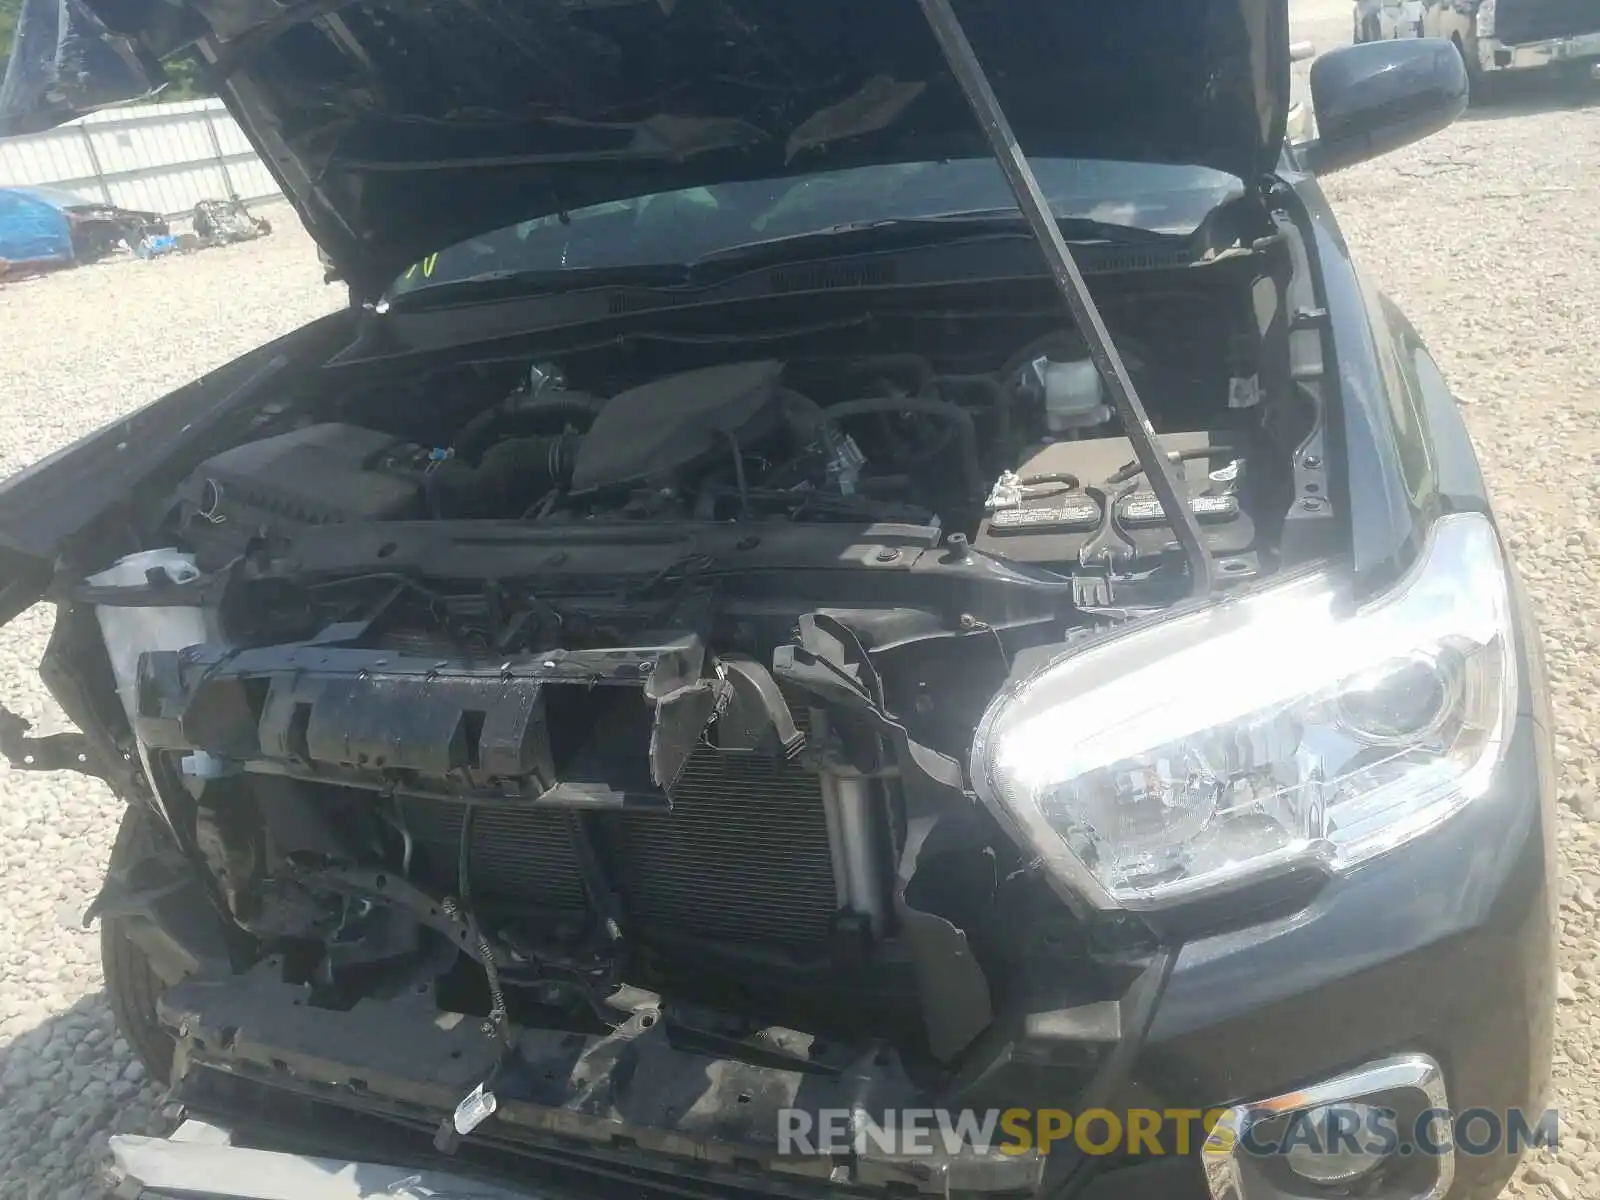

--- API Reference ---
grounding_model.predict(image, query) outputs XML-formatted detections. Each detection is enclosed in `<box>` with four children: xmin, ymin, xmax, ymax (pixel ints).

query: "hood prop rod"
<box><xmin>913</xmin><ymin>0</ymin><xmax>1214</xmax><ymax>599</ymax></box>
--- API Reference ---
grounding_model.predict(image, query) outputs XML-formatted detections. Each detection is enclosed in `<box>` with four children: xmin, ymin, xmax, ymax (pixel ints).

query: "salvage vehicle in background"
<box><xmin>0</xmin><ymin>184</ymin><xmax>168</xmax><ymax>274</ymax></box>
<box><xmin>190</xmin><ymin>196</ymin><xmax>273</xmax><ymax>246</ymax></box>
<box><xmin>1355</xmin><ymin>0</ymin><xmax>1600</xmax><ymax>89</ymax></box>
<box><xmin>1287</xmin><ymin>39</ymin><xmax>1321</xmax><ymax>143</ymax></box>
<box><xmin>0</xmin><ymin>3</ymin><xmax>1558</xmax><ymax>1200</ymax></box>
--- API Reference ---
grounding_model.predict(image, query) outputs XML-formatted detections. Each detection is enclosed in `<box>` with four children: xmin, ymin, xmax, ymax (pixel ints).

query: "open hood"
<box><xmin>3</xmin><ymin>0</ymin><xmax>1289</xmax><ymax>297</ymax></box>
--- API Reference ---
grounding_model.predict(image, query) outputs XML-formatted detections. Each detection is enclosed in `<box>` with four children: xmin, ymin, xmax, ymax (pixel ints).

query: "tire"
<box><xmin>71</xmin><ymin>227</ymin><xmax>115</xmax><ymax>265</ymax></box>
<box><xmin>1454</xmin><ymin>33</ymin><xmax>1489</xmax><ymax>103</ymax></box>
<box><xmin>1552</xmin><ymin>58</ymin><xmax>1597</xmax><ymax>89</ymax></box>
<box><xmin>101</xmin><ymin>805</ymin><xmax>177</xmax><ymax>1086</ymax></box>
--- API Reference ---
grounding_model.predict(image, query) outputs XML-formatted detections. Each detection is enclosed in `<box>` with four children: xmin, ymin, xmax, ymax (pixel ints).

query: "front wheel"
<box><xmin>1551</xmin><ymin>57</ymin><xmax>1600</xmax><ymax>88</ymax></box>
<box><xmin>1454</xmin><ymin>32</ymin><xmax>1490</xmax><ymax>102</ymax></box>
<box><xmin>101</xmin><ymin>806</ymin><xmax>177</xmax><ymax>1086</ymax></box>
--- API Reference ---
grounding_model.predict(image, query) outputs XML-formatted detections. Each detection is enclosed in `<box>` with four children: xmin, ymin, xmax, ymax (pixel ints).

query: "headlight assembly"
<box><xmin>970</xmin><ymin>513</ymin><xmax>1516</xmax><ymax>911</ymax></box>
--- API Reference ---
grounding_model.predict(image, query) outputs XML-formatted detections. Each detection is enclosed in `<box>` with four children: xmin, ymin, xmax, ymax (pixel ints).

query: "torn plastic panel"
<box><xmin>0</xmin><ymin>604</ymin><xmax>148</xmax><ymax>799</ymax></box>
<box><xmin>149</xmin><ymin>939</ymin><xmax>1181</xmax><ymax>1200</ymax></box>
<box><xmin>132</xmin><ymin>632</ymin><xmax>745</xmax><ymax>808</ymax></box>
<box><xmin>158</xmin><ymin>959</ymin><xmax>1049</xmax><ymax>1197</ymax></box>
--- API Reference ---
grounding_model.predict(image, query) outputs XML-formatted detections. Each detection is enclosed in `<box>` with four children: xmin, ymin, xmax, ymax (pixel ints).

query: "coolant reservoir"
<box><xmin>87</xmin><ymin>548</ymin><xmax>212</xmax><ymax>728</ymax></box>
<box><xmin>1027</xmin><ymin>357</ymin><xmax>1112</xmax><ymax>433</ymax></box>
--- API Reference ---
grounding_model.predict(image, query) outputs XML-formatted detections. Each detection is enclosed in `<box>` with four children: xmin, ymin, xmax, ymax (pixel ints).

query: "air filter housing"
<box><xmin>179</xmin><ymin>423</ymin><xmax>429</xmax><ymax>529</ymax></box>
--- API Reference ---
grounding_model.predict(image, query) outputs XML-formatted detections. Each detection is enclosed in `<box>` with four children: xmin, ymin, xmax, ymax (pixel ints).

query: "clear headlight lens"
<box><xmin>970</xmin><ymin>513</ymin><xmax>1516</xmax><ymax>910</ymax></box>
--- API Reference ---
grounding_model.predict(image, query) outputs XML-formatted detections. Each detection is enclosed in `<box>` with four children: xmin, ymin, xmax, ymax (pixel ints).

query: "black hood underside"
<box><xmin>3</xmin><ymin>0</ymin><xmax>1290</xmax><ymax>296</ymax></box>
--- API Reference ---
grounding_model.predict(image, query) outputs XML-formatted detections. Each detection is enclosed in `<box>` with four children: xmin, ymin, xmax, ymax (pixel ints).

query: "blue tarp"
<box><xmin>0</xmin><ymin>0</ymin><xmax>159</xmax><ymax>136</ymax></box>
<box><xmin>0</xmin><ymin>187</ymin><xmax>74</xmax><ymax>267</ymax></box>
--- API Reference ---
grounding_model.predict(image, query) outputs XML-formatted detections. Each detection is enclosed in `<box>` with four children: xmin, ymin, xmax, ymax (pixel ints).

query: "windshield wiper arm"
<box><xmin>914</xmin><ymin>0</ymin><xmax>1213</xmax><ymax>599</ymax></box>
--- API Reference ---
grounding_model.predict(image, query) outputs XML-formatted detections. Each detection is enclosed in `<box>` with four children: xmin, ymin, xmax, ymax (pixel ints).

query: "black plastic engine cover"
<box><xmin>570</xmin><ymin>361</ymin><xmax>787</xmax><ymax>495</ymax></box>
<box><xmin>178</xmin><ymin>423</ymin><xmax>430</xmax><ymax>531</ymax></box>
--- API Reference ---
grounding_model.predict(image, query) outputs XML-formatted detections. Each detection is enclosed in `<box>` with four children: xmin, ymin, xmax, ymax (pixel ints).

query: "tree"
<box><xmin>162</xmin><ymin>49</ymin><xmax>208</xmax><ymax>99</ymax></box>
<box><xmin>0</xmin><ymin>0</ymin><xmax>211</xmax><ymax>101</ymax></box>
<box><xmin>0</xmin><ymin>0</ymin><xmax>21</xmax><ymax>71</ymax></box>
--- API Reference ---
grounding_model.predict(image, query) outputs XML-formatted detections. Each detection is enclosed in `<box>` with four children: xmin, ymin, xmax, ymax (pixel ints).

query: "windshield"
<box><xmin>385</xmin><ymin>158</ymin><xmax>1242</xmax><ymax>298</ymax></box>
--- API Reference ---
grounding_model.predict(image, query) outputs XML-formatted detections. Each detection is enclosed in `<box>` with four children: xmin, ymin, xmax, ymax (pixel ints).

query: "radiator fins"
<box><xmin>620</xmin><ymin>745</ymin><xmax>840</xmax><ymax>947</ymax></box>
<box><xmin>396</xmin><ymin>735</ymin><xmax>840</xmax><ymax>949</ymax></box>
<box><xmin>396</xmin><ymin>801</ymin><xmax>587</xmax><ymax>909</ymax></box>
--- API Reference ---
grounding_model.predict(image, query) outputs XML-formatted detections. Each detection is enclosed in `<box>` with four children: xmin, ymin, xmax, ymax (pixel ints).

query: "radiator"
<box><xmin>397</xmin><ymin>738</ymin><xmax>843</xmax><ymax>950</ymax></box>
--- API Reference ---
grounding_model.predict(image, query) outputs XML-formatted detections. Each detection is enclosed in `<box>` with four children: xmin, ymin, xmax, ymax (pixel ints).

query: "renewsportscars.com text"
<box><xmin>776</xmin><ymin>1106</ymin><xmax>1561</xmax><ymax>1158</ymax></box>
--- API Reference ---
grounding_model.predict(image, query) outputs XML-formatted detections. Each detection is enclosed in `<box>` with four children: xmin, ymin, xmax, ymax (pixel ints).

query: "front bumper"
<box><xmin>1479</xmin><ymin>29</ymin><xmax>1600</xmax><ymax>71</ymax></box>
<box><xmin>145</xmin><ymin>599</ymin><xmax>1558</xmax><ymax>1200</ymax></box>
<box><xmin>108</xmin><ymin>1122</ymin><xmax>537</xmax><ymax>1200</ymax></box>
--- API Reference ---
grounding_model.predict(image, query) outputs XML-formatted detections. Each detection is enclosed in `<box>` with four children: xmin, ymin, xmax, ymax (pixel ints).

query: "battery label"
<box><xmin>989</xmin><ymin>500</ymin><xmax>1102</xmax><ymax>532</ymax></box>
<box><xmin>1118</xmin><ymin>493</ymin><xmax>1238</xmax><ymax>527</ymax></box>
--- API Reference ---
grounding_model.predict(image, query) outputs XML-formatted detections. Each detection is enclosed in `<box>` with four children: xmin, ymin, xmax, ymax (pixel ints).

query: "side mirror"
<box><xmin>1300</xmin><ymin>38</ymin><xmax>1467</xmax><ymax>175</ymax></box>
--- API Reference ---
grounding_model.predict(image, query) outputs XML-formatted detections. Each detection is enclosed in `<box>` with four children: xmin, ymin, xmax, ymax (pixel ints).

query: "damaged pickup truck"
<box><xmin>1355</xmin><ymin>0</ymin><xmax>1600</xmax><ymax>88</ymax></box>
<box><xmin>0</xmin><ymin>3</ymin><xmax>1558</xmax><ymax>1200</ymax></box>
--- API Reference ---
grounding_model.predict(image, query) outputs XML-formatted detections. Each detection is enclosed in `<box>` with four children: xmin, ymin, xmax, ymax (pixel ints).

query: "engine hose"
<box><xmin>1106</xmin><ymin>443</ymin><xmax>1243</xmax><ymax>486</ymax></box>
<box><xmin>453</xmin><ymin>393</ymin><xmax>604</xmax><ymax>462</ymax></box>
<box><xmin>823</xmin><ymin>396</ymin><xmax>987</xmax><ymax>502</ymax></box>
<box><xmin>933</xmin><ymin>373</ymin><xmax>1010</xmax><ymax>452</ymax></box>
<box><xmin>844</xmin><ymin>354</ymin><xmax>934</xmax><ymax>395</ymax></box>
<box><xmin>429</xmin><ymin>433</ymin><xmax>582</xmax><ymax>517</ymax></box>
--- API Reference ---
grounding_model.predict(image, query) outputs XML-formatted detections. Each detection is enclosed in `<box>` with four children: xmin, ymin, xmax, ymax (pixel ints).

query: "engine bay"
<box><xmin>168</xmin><ymin>274</ymin><xmax>1332</xmax><ymax>601</ymax></box>
<box><xmin>57</xmin><ymin>246</ymin><xmax>1345</xmax><ymax>1180</ymax></box>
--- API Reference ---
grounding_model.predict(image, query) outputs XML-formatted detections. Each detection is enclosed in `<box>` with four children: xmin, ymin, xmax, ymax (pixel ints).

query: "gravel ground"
<box><xmin>1321</xmin><ymin>89</ymin><xmax>1600</xmax><ymax>1200</ymax></box>
<box><xmin>0</xmin><ymin>213</ymin><xmax>339</xmax><ymax>1200</ymax></box>
<box><xmin>2</xmin><ymin>7</ymin><xmax>1600</xmax><ymax>1196</ymax></box>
